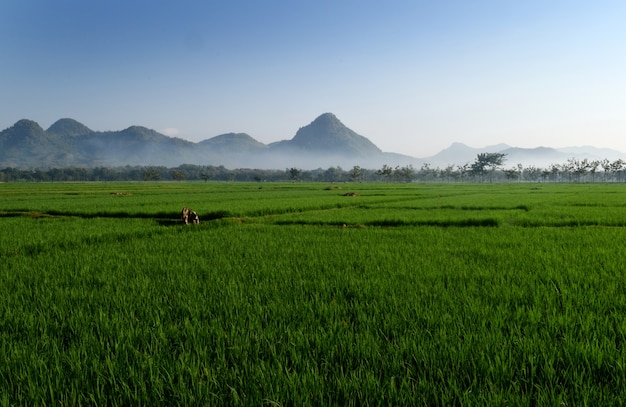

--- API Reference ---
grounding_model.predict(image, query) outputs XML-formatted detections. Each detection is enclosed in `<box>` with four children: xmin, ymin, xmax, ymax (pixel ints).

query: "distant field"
<box><xmin>1</xmin><ymin>182</ymin><xmax>625</xmax><ymax>405</ymax></box>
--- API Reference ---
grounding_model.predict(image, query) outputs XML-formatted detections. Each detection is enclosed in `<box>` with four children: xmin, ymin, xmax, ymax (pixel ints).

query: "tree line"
<box><xmin>0</xmin><ymin>164</ymin><xmax>416</xmax><ymax>183</ymax></box>
<box><xmin>1</xmin><ymin>154</ymin><xmax>625</xmax><ymax>183</ymax></box>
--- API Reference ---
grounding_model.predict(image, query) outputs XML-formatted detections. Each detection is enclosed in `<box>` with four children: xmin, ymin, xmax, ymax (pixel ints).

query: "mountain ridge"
<box><xmin>426</xmin><ymin>142</ymin><xmax>624</xmax><ymax>168</ymax></box>
<box><xmin>0</xmin><ymin>113</ymin><xmax>417</xmax><ymax>169</ymax></box>
<box><xmin>1</xmin><ymin>115</ymin><xmax>624</xmax><ymax>169</ymax></box>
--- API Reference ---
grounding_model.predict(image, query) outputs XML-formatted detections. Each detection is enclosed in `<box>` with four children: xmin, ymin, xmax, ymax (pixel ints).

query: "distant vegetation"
<box><xmin>1</xmin><ymin>182</ymin><xmax>625</xmax><ymax>404</ymax></box>
<box><xmin>2</xmin><ymin>154</ymin><xmax>625</xmax><ymax>183</ymax></box>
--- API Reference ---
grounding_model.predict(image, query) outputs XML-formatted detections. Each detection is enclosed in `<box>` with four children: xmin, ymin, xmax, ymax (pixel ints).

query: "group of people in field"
<box><xmin>181</xmin><ymin>207</ymin><xmax>200</xmax><ymax>224</ymax></box>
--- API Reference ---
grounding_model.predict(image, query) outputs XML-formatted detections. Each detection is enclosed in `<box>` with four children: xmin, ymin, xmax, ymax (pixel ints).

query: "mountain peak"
<box><xmin>119</xmin><ymin>125</ymin><xmax>168</xmax><ymax>139</ymax></box>
<box><xmin>13</xmin><ymin>119</ymin><xmax>44</xmax><ymax>133</ymax></box>
<box><xmin>304</xmin><ymin>112</ymin><xmax>346</xmax><ymax>134</ymax></box>
<box><xmin>447</xmin><ymin>142</ymin><xmax>471</xmax><ymax>150</ymax></box>
<box><xmin>47</xmin><ymin>118</ymin><xmax>93</xmax><ymax>137</ymax></box>
<box><xmin>287</xmin><ymin>113</ymin><xmax>381</xmax><ymax>155</ymax></box>
<box><xmin>311</xmin><ymin>112</ymin><xmax>339</xmax><ymax>123</ymax></box>
<box><xmin>198</xmin><ymin>133</ymin><xmax>267</xmax><ymax>153</ymax></box>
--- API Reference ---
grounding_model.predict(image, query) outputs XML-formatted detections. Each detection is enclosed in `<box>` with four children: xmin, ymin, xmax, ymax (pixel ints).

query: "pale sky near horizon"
<box><xmin>2</xmin><ymin>1</ymin><xmax>626</xmax><ymax>157</ymax></box>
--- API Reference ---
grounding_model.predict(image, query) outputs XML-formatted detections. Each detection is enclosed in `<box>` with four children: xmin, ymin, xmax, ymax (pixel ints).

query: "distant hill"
<box><xmin>0</xmin><ymin>119</ymin><xmax>82</xmax><ymax>167</ymax></box>
<box><xmin>265</xmin><ymin>113</ymin><xmax>413</xmax><ymax>169</ymax></box>
<box><xmin>425</xmin><ymin>142</ymin><xmax>511</xmax><ymax>167</ymax></box>
<box><xmin>2</xmin><ymin>114</ymin><xmax>624</xmax><ymax>169</ymax></box>
<box><xmin>47</xmin><ymin>118</ymin><xmax>93</xmax><ymax>137</ymax></box>
<box><xmin>195</xmin><ymin>133</ymin><xmax>269</xmax><ymax>168</ymax></box>
<box><xmin>0</xmin><ymin>114</ymin><xmax>417</xmax><ymax>169</ymax></box>
<box><xmin>272</xmin><ymin>113</ymin><xmax>381</xmax><ymax>155</ymax></box>
<box><xmin>500</xmin><ymin>146</ymin><xmax>570</xmax><ymax>168</ymax></box>
<box><xmin>422</xmin><ymin>142</ymin><xmax>625</xmax><ymax>168</ymax></box>
<box><xmin>198</xmin><ymin>133</ymin><xmax>267</xmax><ymax>154</ymax></box>
<box><xmin>76</xmin><ymin>126</ymin><xmax>200</xmax><ymax>167</ymax></box>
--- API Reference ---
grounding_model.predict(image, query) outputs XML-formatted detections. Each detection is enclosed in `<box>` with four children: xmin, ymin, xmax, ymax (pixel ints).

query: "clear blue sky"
<box><xmin>2</xmin><ymin>0</ymin><xmax>626</xmax><ymax>157</ymax></box>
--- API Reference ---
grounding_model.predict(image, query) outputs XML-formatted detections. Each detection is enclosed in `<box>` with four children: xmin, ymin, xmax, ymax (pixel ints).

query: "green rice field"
<box><xmin>1</xmin><ymin>182</ymin><xmax>625</xmax><ymax>405</ymax></box>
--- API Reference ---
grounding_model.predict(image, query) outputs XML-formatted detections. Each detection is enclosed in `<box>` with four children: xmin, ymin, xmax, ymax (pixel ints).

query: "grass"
<box><xmin>0</xmin><ymin>182</ymin><xmax>625</xmax><ymax>405</ymax></box>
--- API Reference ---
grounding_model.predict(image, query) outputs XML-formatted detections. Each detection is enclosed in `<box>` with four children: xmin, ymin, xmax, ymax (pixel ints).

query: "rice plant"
<box><xmin>1</xmin><ymin>182</ymin><xmax>625</xmax><ymax>405</ymax></box>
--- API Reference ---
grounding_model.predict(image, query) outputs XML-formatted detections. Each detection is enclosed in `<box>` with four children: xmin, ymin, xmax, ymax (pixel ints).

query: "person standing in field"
<box><xmin>181</xmin><ymin>207</ymin><xmax>190</xmax><ymax>224</ymax></box>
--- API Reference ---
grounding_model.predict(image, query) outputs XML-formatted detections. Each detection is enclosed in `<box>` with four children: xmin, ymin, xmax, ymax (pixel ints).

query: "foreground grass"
<box><xmin>1</xmin><ymin>182</ymin><xmax>625</xmax><ymax>405</ymax></box>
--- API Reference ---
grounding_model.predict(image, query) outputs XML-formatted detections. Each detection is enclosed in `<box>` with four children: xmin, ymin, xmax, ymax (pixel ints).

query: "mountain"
<box><xmin>426</xmin><ymin>142</ymin><xmax>482</xmax><ymax>166</ymax></box>
<box><xmin>47</xmin><ymin>118</ymin><xmax>93</xmax><ymax>137</ymax></box>
<box><xmin>262</xmin><ymin>113</ymin><xmax>417</xmax><ymax>169</ymax></box>
<box><xmin>76</xmin><ymin>126</ymin><xmax>200</xmax><ymax>167</ymax></box>
<box><xmin>558</xmin><ymin>146</ymin><xmax>624</xmax><ymax>161</ymax></box>
<box><xmin>3</xmin><ymin>114</ymin><xmax>623</xmax><ymax>170</ymax></box>
<box><xmin>271</xmin><ymin>113</ymin><xmax>381</xmax><ymax>156</ymax></box>
<box><xmin>1</xmin><ymin>114</ymin><xmax>405</xmax><ymax>169</ymax></box>
<box><xmin>198</xmin><ymin>133</ymin><xmax>267</xmax><ymax>154</ymax></box>
<box><xmin>425</xmin><ymin>142</ymin><xmax>510</xmax><ymax>167</ymax></box>
<box><xmin>0</xmin><ymin>119</ymin><xmax>81</xmax><ymax>167</ymax></box>
<box><xmin>500</xmin><ymin>146</ymin><xmax>570</xmax><ymax>168</ymax></box>
<box><xmin>422</xmin><ymin>142</ymin><xmax>625</xmax><ymax>169</ymax></box>
<box><xmin>194</xmin><ymin>133</ymin><xmax>269</xmax><ymax>168</ymax></box>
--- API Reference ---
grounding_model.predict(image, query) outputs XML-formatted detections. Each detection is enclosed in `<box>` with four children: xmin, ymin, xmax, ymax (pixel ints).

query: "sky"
<box><xmin>2</xmin><ymin>0</ymin><xmax>626</xmax><ymax>157</ymax></box>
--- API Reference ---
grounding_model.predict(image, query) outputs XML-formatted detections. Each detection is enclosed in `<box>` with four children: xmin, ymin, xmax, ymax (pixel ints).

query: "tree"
<box><xmin>440</xmin><ymin>165</ymin><xmax>455</xmax><ymax>182</ymax></box>
<box><xmin>470</xmin><ymin>153</ymin><xmax>507</xmax><ymax>182</ymax></box>
<box><xmin>569</xmin><ymin>158</ymin><xmax>590</xmax><ymax>182</ymax></box>
<box><xmin>456</xmin><ymin>163</ymin><xmax>470</xmax><ymax>182</ymax></box>
<box><xmin>610</xmin><ymin>159</ymin><xmax>625</xmax><ymax>182</ymax></box>
<box><xmin>376</xmin><ymin>164</ymin><xmax>393</xmax><ymax>181</ymax></box>
<box><xmin>143</xmin><ymin>167</ymin><xmax>161</xmax><ymax>181</ymax></box>
<box><xmin>171</xmin><ymin>169</ymin><xmax>187</xmax><ymax>181</ymax></box>
<box><xmin>350</xmin><ymin>165</ymin><xmax>362</xmax><ymax>182</ymax></box>
<box><xmin>504</xmin><ymin>168</ymin><xmax>519</xmax><ymax>181</ymax></box>
<box><xmin>601</xmin><ymin>159</ymin><xmax>611</xmax><ymax>182</ymax></box>
<box><xmin>525</xmin><ymin>165</ymin><xmax>540</xmax><ymax>182</ymax></box>
<box><xmin>588</xmin><ymin>160</ymin><xmax>600</xmax><ymax>182</ymax></box>
<box><xmin>323</xmin><ymin>166</ymin><xmax>344</xmax><ymax>182</ymax></box>
<box><xmin>287</xmin><ymin>167</ymin><xmax>301</xmax><ymax>182</ymax></box>
<box><xmin>549</xmin><ymin>164</ymin><xmax>561</xmax><ymax>183</ymax></box>
<box><xmin>393</xmin><ymin>165</ymin><xmax>415</xmax><ymax>182</ymax></box>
